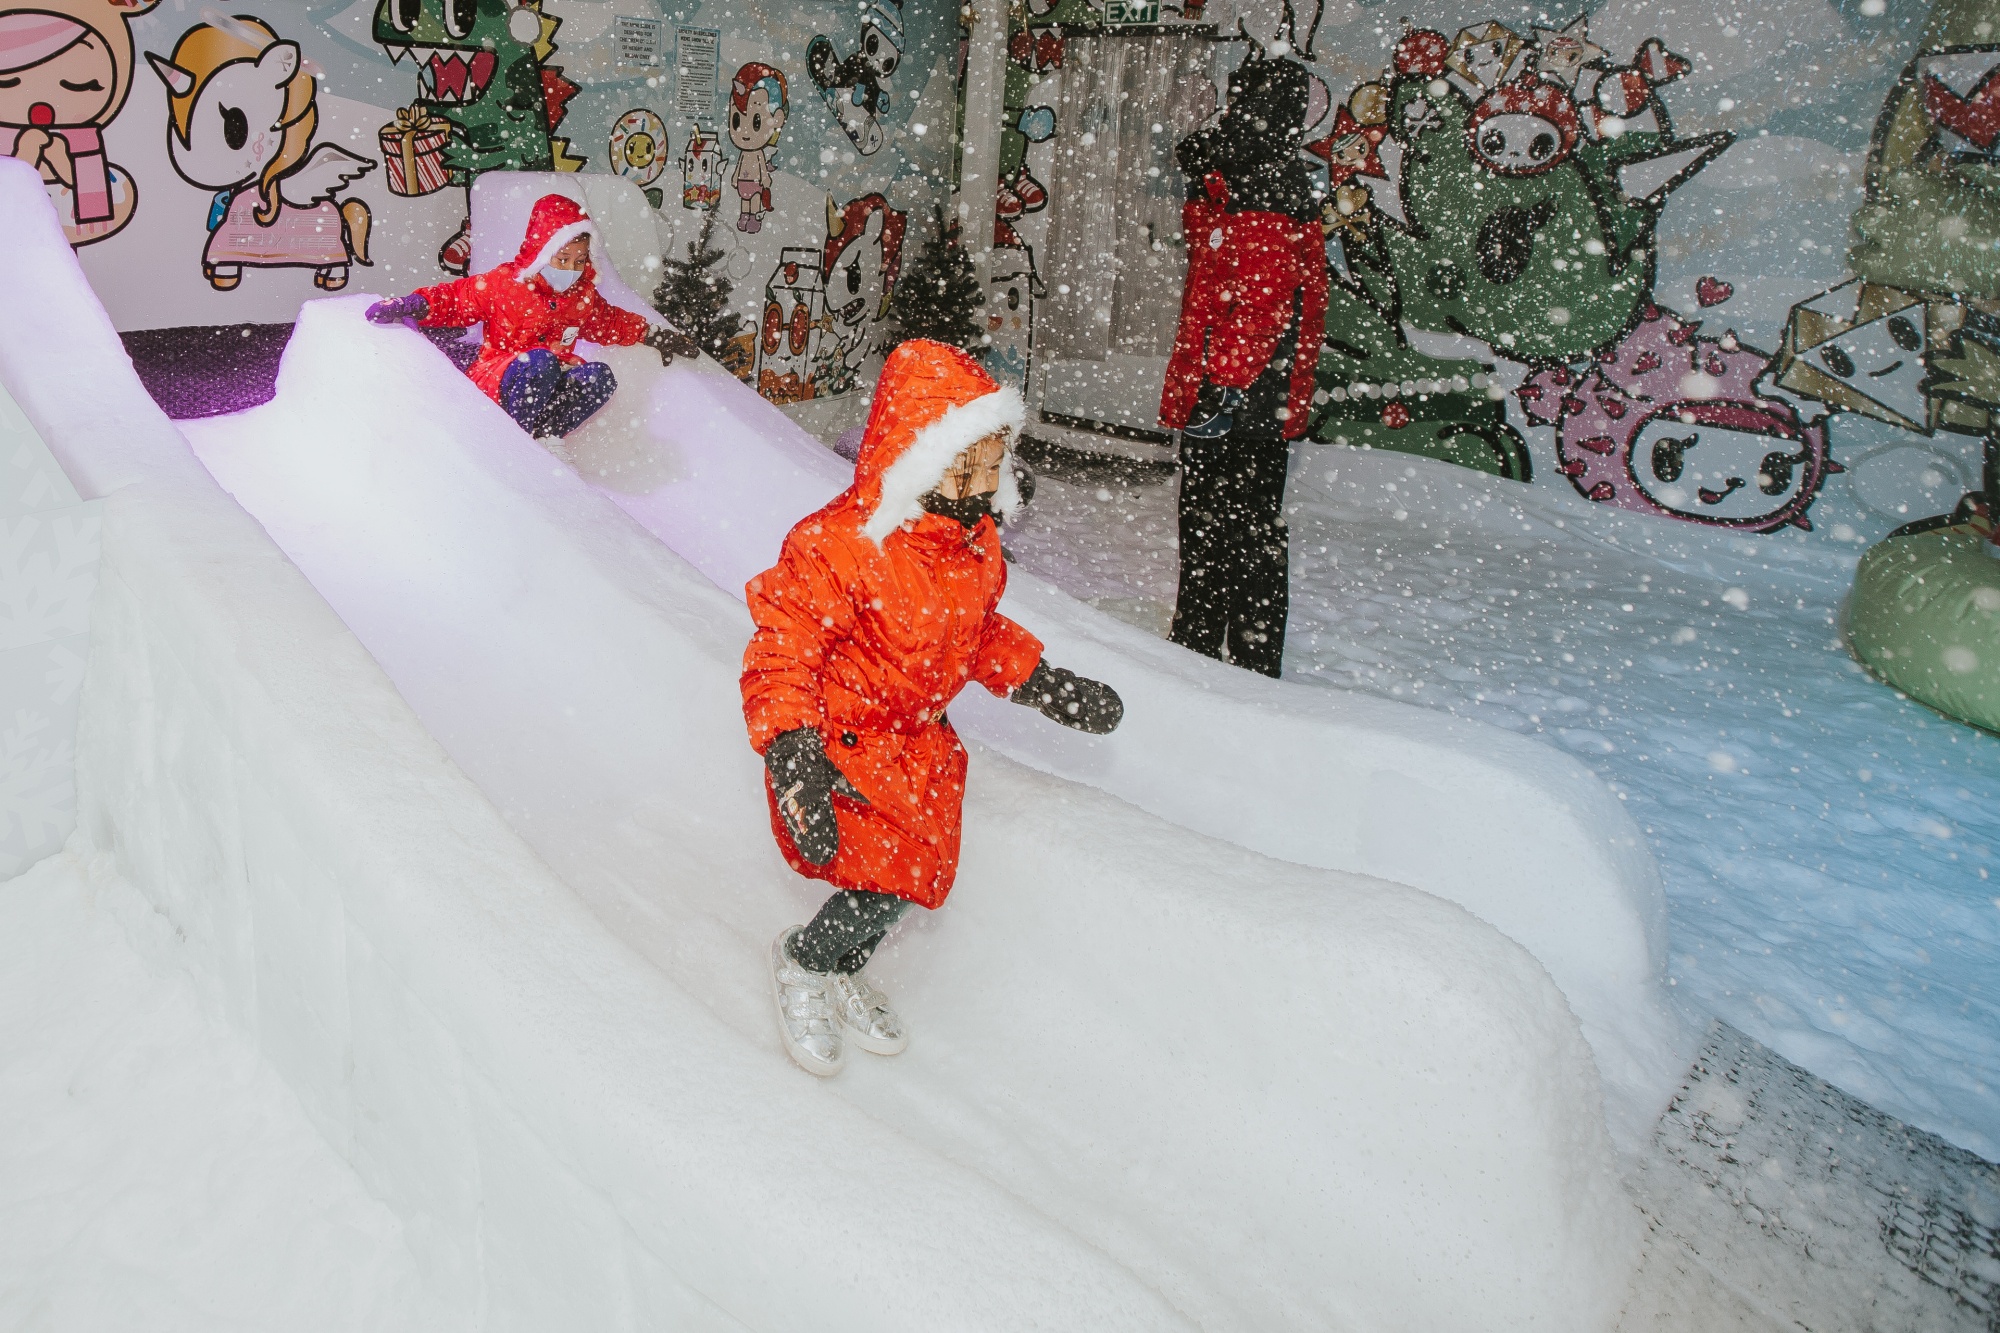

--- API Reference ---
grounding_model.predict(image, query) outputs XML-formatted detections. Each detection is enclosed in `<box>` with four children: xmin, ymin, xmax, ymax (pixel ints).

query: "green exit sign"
<box><xmin>1103</xmin><ymin>0</ymin><xmax>1159</xmax><ymax>22</ymax></box>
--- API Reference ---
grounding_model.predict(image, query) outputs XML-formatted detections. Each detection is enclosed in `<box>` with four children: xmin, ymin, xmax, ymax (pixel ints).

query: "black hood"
<box><xmin>1176</xmin><ymin>53</ymin><xmax>1322</xmax><ymax>222</ymax></box>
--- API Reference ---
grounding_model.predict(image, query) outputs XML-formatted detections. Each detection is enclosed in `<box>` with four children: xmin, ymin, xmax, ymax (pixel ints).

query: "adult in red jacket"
<box><xmin>1158</xmin><ymin>51</ymin><xmax>1329</xmax><ymax>678</ymax></box>
<box><xmin>742</xmin><ymin>339</ymin><xmax>1123</xmax><ymax>1076</ymax></box>
<box><xmin>365</xmin><ymin>193</ymin><xmax>694</xmax><ymax>438</ymax></box>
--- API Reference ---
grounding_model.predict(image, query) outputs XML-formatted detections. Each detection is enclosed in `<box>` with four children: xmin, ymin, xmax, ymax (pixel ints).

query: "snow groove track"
<box><xmin>561</xmin><ymin>340</ymin><xmax>1691</xmax><ymax>1144</ymax></box>
<box><xmin>175</xmin><ymin>295</ymin><xmax>1642</xmax><ymax>1329</ymax></box>
<box><xmin>474</xmin><ymin>172</ymin><xmax>1687</xmax><ymax>1144</ymax></box>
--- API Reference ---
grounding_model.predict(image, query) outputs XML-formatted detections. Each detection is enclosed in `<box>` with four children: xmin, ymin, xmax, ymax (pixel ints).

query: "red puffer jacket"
<box><xmin>1159</xmin><ymin>174</ymin><xmax>1329</xmax><ymax>440</ymax></box>
<box><xmin>413</xmin><ymin>194</ymin><xmax>651</xmax><ymax>401</ymax></box>
<box><xmin>741</xmin><ymin>341</ymin><xmax>1042</xmax><ymax>908</ymax></box>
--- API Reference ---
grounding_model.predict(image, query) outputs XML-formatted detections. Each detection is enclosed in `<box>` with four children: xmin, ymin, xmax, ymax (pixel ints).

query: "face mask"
<box><xmin>919</xmin><ymin>489</ymin><xmax>995</xmax><ymax>529</ymax></box>
<box><xmin>541</xmin><ymin>265</ymin><xmax>582</xmax><ymax>292</ymax></box>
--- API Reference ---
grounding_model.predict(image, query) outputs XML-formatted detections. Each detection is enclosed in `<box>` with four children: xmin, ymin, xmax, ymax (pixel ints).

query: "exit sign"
<box><xmin>1103</xmin><ymin>0</ymin><xmax>1159</xmax><ymax>22</ymax></box>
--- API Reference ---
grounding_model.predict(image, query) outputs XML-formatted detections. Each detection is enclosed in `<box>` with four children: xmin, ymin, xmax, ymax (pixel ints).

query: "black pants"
<box><xmin>1170</xmin><ymin>431</ymin><xmax>1291</xmax><ymax>678</ymax></box>
<box><xmin>791</xmin><ymin>889</ymin><xmax>909</xmax><ymax>974</ymax></box>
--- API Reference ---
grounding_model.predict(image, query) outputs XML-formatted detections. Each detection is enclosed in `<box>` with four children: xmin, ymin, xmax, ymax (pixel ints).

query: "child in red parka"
<box><xmin>365</xmin><ymin>193</ymin><xmax>694</xmax><ymax>438</ymax></box>
<box><xmin>742</xmin><ymin>339</ymin><xmax>1123</xmax><ymax>1076</ymax></box>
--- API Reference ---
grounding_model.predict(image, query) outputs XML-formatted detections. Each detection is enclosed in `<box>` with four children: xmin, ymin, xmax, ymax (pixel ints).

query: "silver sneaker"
<box><xmin>826</xmin><ymin>969</ymin><xmax>908</xmax><ymax>1056</ymax></box>
<box><xmin>771</xmin><ymin>927</ymin><xmax>844</xmax><ymax>1076</ymax></box>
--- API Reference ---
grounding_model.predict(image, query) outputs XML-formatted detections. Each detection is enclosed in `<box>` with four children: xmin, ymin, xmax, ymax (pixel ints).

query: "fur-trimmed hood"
<box><xmin>853</xmin><ymin>340</ymin><xmax>1025</xmax><ymax>544</ymax></box>
<box><xmin>510</xmin><ymin>193</ymin><xmax>613</xmax><ymax>284</ymax></box>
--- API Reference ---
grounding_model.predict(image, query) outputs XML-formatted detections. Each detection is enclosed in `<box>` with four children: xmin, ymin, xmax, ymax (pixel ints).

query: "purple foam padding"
<box><xmin>121</xmin><ymin>323</ymin><xmax>294</xmax><ymax>420</ymax></box>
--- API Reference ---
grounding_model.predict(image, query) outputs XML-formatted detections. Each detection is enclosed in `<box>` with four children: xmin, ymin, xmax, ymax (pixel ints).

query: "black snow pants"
<box><xmin>791</xmin><ymin>888</ymin><xmax>910</xmax><ymax>974</ymax></box>
<box><xmin>1169</xmin><ymin>308</ymin><xmax>1295</xmax><ymax>679</ymax></box>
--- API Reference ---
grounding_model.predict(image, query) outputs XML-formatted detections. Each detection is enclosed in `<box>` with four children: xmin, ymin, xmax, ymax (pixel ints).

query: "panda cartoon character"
<box><xmin>806</xmin><ymin>0</ymin><xmax>902</xmax><ymax>156</ymax></box>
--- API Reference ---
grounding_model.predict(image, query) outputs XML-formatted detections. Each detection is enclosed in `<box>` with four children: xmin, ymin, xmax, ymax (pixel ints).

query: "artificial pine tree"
<box><xmin>881</xmin><ymin>210</ymin><xmax>984</xmax><ymax>353</ymax></box>
<box><xmin>652</xmin><ymin>204</ymin><xmax>748</xmax><ymax>367</ymax></box>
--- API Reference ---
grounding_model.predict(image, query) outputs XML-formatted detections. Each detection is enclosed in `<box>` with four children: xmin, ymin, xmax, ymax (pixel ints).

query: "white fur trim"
<box><xmin>515</xmin><ymin>219</ymin><xmax>604</xmax><ymax>282</ymax></box>
<box><xmin>862</xmin><ymin>385</ymin><xmax>1026</xmax><ymax>544</ymax></box>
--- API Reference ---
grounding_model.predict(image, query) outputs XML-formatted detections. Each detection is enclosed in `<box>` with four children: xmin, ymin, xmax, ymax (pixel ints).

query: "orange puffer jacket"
<box><xmin>414</xmin><ymin>193</ymin><xmax>651</xmax><ymax>401</ymax></box>
<box><xmin>741</xmin><ymin>341</ymin><xmax>1042</xmax><ymax>908</ymax></box>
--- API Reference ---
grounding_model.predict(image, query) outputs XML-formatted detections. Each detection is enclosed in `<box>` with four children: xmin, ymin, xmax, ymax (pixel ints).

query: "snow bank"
<box><xmin>465</xmin><ymin>181</ymin><xmax>1690</xmax><ymax>1142</ymax></box>
<box><xmin>552</xmin><ymin>317</ymin><xmax>1687</xmax><ymax>1149</ymax></box>
<box><xmin>1</xmin><ymin>159</ymin><xmax>1642</xmax><ymax>1328</ymax></box>
<box><xmin>0</xmin><ymin>852</ymin><xmax>456</xmax><ymax>1333</ymax></box>
<box><xmin>0</xmin><ymin>160</ymin><xmax>1180</xmax><ymax>1329</ymax></box>
<box><xmin>185</xmin><ymin>291</ymin><xmax>1643</xmax><ymax>1330</ymax></box>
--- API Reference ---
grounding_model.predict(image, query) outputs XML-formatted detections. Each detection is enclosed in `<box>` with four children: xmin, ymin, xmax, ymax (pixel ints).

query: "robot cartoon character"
<box><xmin>806</xmin><ymin>0</ymin><xmax>901</xmax><ymax>156</ymax></box>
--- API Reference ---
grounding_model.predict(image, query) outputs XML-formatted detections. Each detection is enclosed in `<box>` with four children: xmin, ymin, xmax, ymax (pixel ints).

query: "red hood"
<box><xmin>852</xmin><ymin>341</ymin><xmax>1027</xmax><ymax>544</ymax></box>
<box><xmin>512</xmin><ymin>194</ymin><xmax>598</xmax><ymax>281</ymax></box>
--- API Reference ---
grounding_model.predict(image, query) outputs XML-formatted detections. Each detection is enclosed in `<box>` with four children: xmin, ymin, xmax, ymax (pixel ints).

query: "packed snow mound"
<box><xmin>179</xmin><ymin>296</ymin><xmax>1644</xmax><ymax>1329</ymax></box>
<box><xmin>548</xmin><ymin>330</ymin><xmax>1688</xmax><ymax>1148</ymax></box>
<box><xmin>0</xmin><ymin>853</ymin><xmax>458</xmax><ymax>1332</ymax></box>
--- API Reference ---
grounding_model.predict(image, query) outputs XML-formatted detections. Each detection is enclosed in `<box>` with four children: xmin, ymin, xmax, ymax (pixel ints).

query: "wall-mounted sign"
<box><xmin>1102</xmin><ymin>0</ymin><xmax>1160</xmax><ymax>24</ymax></box>
<box><xmin>673</xmin><ymin>26</ymin><xmax>722</xmax><ymax>120</ymax></box>
<box><xmin>616</xmin><ymin>15</ymin><xmax>666</xmax><ymax>68</ymax></box>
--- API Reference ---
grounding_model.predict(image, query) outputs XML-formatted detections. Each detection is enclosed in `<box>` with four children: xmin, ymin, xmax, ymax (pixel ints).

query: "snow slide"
<box><xmin>169</xmin><ymin>290</ymin><xmax>1647</xmax><ymax>1328</ymax></box>
<box><xmin>461</xmin><ymin>172</ymin><xmax>1688</xmax><ymax>1144</ymax></box>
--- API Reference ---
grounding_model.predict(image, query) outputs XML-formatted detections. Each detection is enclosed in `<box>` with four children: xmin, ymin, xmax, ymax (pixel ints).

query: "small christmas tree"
<box><xmin>651</xmin><ymin>204</ymin><xmax>747</xmax><ymax>365</ymax></box>
<box><xmin>881</xmin><ymin>209</ymin><xmax>984</xmax><ymax>353</ymax></box>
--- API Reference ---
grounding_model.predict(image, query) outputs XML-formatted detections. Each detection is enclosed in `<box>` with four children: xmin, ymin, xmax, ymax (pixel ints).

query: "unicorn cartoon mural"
<box><xmin>818</xmin><ymin>191</ymin><xmax>904</xmax><ymax>395</ymax></box>
<box><xmin>0</xmin><ymin>0</ymin><xmax>159</xmax><ymax>246</ymax></box>
<box><xmin>148</xmin><ymin>15</ymin><xmax>374</xmax><ymax>291</ymax></box>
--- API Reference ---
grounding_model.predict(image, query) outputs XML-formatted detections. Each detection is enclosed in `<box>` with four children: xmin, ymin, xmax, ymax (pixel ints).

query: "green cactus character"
<box><xmin>1308</xmin><ymin>19</ymin><xmax>1728</xmax><ymax>476</ymax></box>
<box><xmin>373</xmin><ymin>0</ymin><xmax>582</xmax><ymax>272</ymax></box>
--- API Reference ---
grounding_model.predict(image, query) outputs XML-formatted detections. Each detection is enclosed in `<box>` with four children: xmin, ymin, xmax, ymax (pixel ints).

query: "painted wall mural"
<box><xmin>0</xmin><ymin>0</ymin><xmax>159</xmax><ymax>246</ymax></box>
<box><xmin>18</xmin><ymin>0</ymin><xmax>959</xmax><ymax>424</ymax></box>
<box><xmin>808</xmin><ymin>0</ymin><xmax>901</xmax><ymax>156</ymax></box>
<box><xmin>754</xmin><ymin>190</ymin><xmax>904</xmax><ymax>403</ymax></box>
<box><xmin>149</xmin><ymin>16</ymin><xmax>376</xmax><ymax>293</ymax></box>
<box><xmin>725</xmin><ymin>60</ymin><xmax>784</xmax><ymax>234</ymax></box>
<box><xmin>370</xmin><ymin>0</ymin><xmax>581</xmax><ymax>272</ymax></box>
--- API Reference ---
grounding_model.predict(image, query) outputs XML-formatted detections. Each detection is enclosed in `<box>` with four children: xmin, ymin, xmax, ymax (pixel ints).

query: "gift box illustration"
<box><xmin>378</xmin><ymin>105</ymin><xmax>451</xmax><ymax>197</ymax></box>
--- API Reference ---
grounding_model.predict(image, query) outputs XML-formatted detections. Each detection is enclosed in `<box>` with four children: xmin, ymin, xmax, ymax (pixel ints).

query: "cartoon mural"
<box><xmin>608</xmin><ymin>107</ymin><xmax>667</xmax><ymax>208</ymax></box>
<box><xmin>1307</xmin><ymin>13</ymin><xmax>1761</xmax><ymax>514</ymax></box>
<box><xmin>726</xmin><ymin>61</ymin><xmax>785</xmax><ymax>234</ymax></box>
<box><xmin>1330</xmin><ymin>17</ymin><xmax>1727</xmax><ymax>365</ymax></box>
<box><xmin>752</xmin><ymin>192</ymin><xmax>904</xmax><ymax>403</ymax></box>
<box><xmin>148</xmin><ymin>16</ymin><xmax>374</xmax><ymax>292</ymax></box>
<box><xmin>985</xmin><ymin>246</ymin><xmax>1035</xmax><ymax>391</ymax></box>
<box><xmin>820</xmin><ymin>191</ymin><xmax>904</xmax><ymax>394</ymax></box>
<box><xmin>679</xmin><ymin>122</ymin><xmax>720</xmax><ymax>209</ymax></box>
<box><xmin>1518</xmin><ymin>307</ymin><xmax>1834</xmax><ymax>531</ymax></box>
<box><xmin>372</xmin><ymin>0</ymin><xmax>581</xmax><ymax>272</ymax></box>
<box><xmin>0</xmin><ymin>0</ymin><xmax>158</xmax><ymax>246</ymax></box>
<box><xmin>807</xmin><ymin>0</ymin><xmax>901</xmax><ymax>156</ymax></box>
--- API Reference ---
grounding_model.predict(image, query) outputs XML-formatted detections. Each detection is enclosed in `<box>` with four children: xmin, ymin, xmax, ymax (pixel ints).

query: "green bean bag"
<box><xmin>1847</xmin><ymin>523</ymin><xmax>2000</xmax><ymax>733</ymax></box>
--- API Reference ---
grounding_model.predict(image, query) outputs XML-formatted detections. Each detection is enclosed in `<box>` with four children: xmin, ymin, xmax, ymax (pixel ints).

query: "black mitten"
<box><xmin>1011</xmin><ymin>659</ymin><xmax>1124</xmax><ymax>734</ymax></box>
<box><xmin>643</xmin><ymin>323</ymin><xmax>700</xmax><ymax>365</ymax></box>
<box><xmin>764</xmin><ymin>727</ymin><xmax>868</xmax><ymax>865</ymax></box>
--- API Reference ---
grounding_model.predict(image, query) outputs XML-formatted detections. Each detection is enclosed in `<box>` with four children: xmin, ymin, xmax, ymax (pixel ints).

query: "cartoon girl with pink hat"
<box><xmin>727</xmin><ymin>61</ymin><xmax>786</xmax><ymax>233</ymax></box>
<box><xmin>0</xmin><ymin>0</ymin><xmax>158</xmax><ymax>246</ymax></box>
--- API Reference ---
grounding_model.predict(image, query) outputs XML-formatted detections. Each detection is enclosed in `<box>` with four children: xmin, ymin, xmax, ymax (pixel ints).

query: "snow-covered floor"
<box><xmin>0</xmin><ymin>854</ymin><xmax>454</xmax><ymax>1333</ymax></box>
<box><xmin>1010</xmin><ymin>445</ymin><xmax>2000</xmax><ymax>1163</ymax></box>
